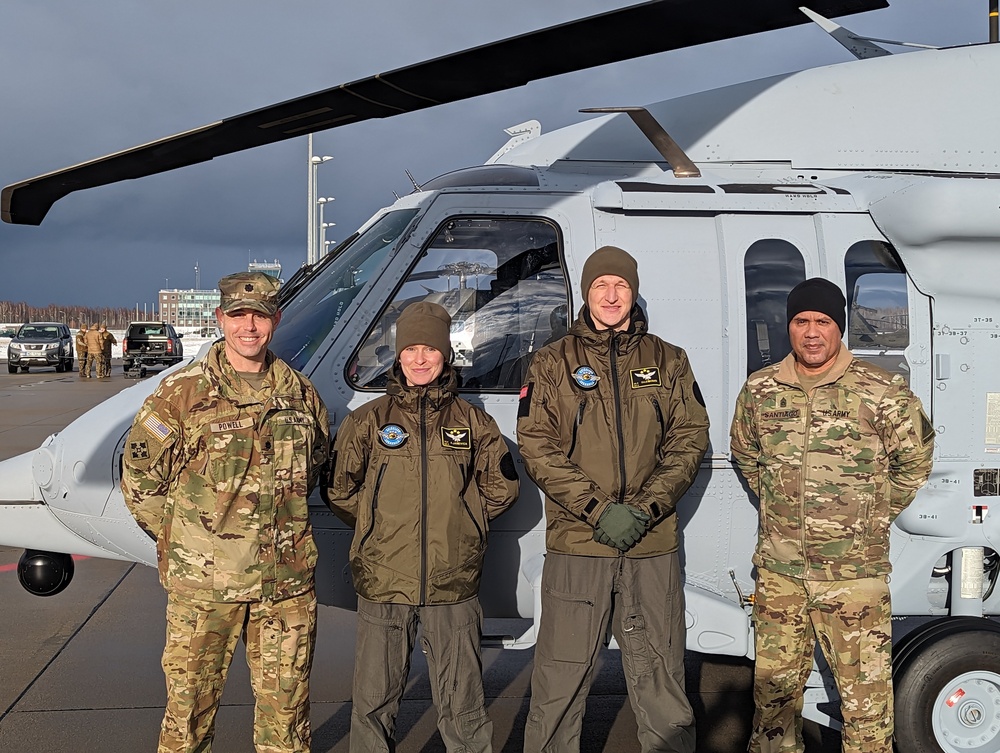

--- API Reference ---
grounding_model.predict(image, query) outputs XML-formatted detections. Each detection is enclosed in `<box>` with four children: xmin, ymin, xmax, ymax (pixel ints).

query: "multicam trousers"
<box><xmin>158</xmin><ymin>590</ymin><xmax>317</xmax><ymax>753</ymax></box>
<box><xmin>749</xmin><ymin>568</ymin><xmax>893</xmax><ymax>753</ymax></box>
<box><xmin>523</xmin><ymin>552</ymin><xmax>694</xmax><ymax>753</ymax></box>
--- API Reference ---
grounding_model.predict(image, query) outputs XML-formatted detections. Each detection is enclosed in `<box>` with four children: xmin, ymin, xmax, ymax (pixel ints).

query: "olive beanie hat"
<box><xmin>581</xmin><ymin>245</ymin><xmax>639</xmax><ymax>299</ymax></box>
<box><xmin>394</xmin><ymin>301</ymin><xmax>452</xmax><ymax>357</ymax></box>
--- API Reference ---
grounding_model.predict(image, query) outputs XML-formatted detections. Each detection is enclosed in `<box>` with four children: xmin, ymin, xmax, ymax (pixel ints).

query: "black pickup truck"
<box><xmin>122</xmin><ymin>321</ymin><xmax>184</xmax><ymax>376</ymax></box>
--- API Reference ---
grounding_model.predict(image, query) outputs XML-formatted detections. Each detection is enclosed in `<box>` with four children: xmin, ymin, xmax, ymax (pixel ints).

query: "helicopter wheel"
<box><xmin>893</xmin><ymin>617</ymin><xmax>1000</xmax><ymax>753</ymax></box>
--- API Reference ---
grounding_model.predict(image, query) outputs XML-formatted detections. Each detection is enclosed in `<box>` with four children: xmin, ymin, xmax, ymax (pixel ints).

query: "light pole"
<box><xmin>321</xmin><ymin>222</ymin><xmax>337</xmax><ymax>259</ymax></box>
<box><xmin>318</xmin><ymin>197</ymin><xmax>335</xmax><ymax>259</ymax></box>
<box><xmin>307</xmin><ymin>135</ymin><xmax>333</xmax><ymax>266</ymax></box>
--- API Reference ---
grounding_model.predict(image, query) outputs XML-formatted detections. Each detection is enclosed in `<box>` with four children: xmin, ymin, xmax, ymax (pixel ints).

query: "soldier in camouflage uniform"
<box><xmin>325</xmin><ymin>302</ymin><xmax>519</xmax><ymax>753</ymax></box>
<box><xmin>76</xmin><ymin>326</ymin><xmax>89</xmax><ymax>378</ymax></box>
<box><xmin>121</xmin><ymin>271</ymin><xmax>329</xmax><ymax>753</ymax></box>
<box><xmin>85</xmin><ymin>323</ymin><xmax>103</xmax><ymax>378</ymax></box>
<box><xmin>729</xmin><ymin>277</ymin><xmax>934</xmax><ymax>753</ymax></box>
<box><xmin>518</xmin><ymin>246</ymin><xmax>710</xmax><ymax>753</ymax></box>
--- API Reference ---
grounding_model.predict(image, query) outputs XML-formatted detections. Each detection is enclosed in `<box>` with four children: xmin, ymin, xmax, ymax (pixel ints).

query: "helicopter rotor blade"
<box><xmin>1</xmin><ymin>0</ymin><xmax>886</xmax><ymax>226</ymax></box>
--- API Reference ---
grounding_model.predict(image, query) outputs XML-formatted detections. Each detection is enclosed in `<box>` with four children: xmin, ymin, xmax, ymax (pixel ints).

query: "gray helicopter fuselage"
<box><xmin>3</xmin><ymin>41</ymin><xmax>1000</xmax><ymax>665</ymax></box>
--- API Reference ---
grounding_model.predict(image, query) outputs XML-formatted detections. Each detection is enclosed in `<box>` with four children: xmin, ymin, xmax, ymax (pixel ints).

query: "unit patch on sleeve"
<box><xmin>518</xmin><ymin>382</ymin><xmax>534</xmax><ymax>418</ymax></box>
<box><xmin>442</xmin><ymin>427</ymin><xmax>471</xmax><ymax>449</ymax></box>
<box><xmin>629</xmin><ymin>367</ymin><xmax>661</xmax><ymax>389</ymax></box>
<box><xmin>129</xmin><ymin>440</ymin><xmax>150</xmax><ymax>461</ymax></box>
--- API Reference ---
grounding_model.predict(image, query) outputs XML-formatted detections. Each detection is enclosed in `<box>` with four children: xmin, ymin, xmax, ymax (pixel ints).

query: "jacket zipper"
<box><xmin>419</xmin><ymin>394</ymin><xmax>429</xmax><ymax>605</ymax></box>
<box><xmin>801</xmin><ymin>391</ymin><xmax>812</xmax><ymax>568</ymax></box>
<box><xmin>610</xmin><ymin>332</ymin><xmax>627</xmax><ymax>505</ymax></box>
<box><xmin>358</xmin><ymin>462</ymin><xmax>388</xmax><ymax>551</ymax></box>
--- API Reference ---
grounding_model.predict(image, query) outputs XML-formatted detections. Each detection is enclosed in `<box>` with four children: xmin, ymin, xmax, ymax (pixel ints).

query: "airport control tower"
<box><xmin>249</xmin><ymin>259</ymin><xmax>282</xmax><ymax>283</ymax></box>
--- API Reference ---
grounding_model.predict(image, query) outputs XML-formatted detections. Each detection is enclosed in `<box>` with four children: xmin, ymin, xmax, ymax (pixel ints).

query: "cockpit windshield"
<box><xmin>269</xmin><ymin>209</ymin><xmax>419</xmax><ymax>370</ymax></box>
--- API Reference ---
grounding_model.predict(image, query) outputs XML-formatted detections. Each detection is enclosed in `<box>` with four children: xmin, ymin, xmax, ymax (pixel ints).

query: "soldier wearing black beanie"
<box><xmin>786</xmin><ymin>277</ymin><xmax>846</xmax><ymax>334</ymax></box>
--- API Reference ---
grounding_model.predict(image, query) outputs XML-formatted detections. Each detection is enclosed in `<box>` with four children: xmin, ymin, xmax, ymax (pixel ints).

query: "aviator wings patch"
<box><xmin>629</xmin><ymin>367</ymin><xmax>661</xmax><ymax>389</ymax></box>
<box><xmin>442</xmin><ymin>427</ymin><xmax>471</xmax><ymax>449</ymax></box>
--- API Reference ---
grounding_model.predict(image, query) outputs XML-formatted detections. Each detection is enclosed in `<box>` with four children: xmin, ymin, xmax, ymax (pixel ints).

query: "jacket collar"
<box><xmin>204</xmin><ymin>341</ymin><xmax>296</xmax><ymax>406</ymax></box>
<box><xmin>775</xmin><ymin>342</ymin><xmax>854</xmax><ymax>389</ymax></box>
<box><xmin>569</xmin><ymin>304</ymin><xmax>648</xmax><ymax>355</ymax></box>
<box><xmin>386</xmin><ymin>362</ymin><xmax>458</xmax><ymax>413</ymax></box>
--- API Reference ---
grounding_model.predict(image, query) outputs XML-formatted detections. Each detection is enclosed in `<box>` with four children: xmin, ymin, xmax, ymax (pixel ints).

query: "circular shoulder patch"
<box><xmin>572</xmin><ymin>365</ymin><xmax>600</xmax><ymax>390</ymax></box>
<box><xmin>377</xmin><ymin>423</ymin><xmax>409</xmax><ymax>448</ymax></box>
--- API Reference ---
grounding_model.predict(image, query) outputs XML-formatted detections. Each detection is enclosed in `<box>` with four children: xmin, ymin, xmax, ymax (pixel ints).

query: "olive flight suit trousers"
<box><xmin>351</xmin><ymin>596</ymin><xmax>493</xmax><ymax>753</ymax></box>
<box><xmin>158</xmin><ymin>590</ymin><xmax>317</xmax><ymax>753</ymax></box>
<box><xmin>750</xmin><ymin>568</ymin><xmax>893</xmax><ymax>753</ymax></box>
<box><xmin>524</xmin><ymin>552</ymin><xmax>694</xmax><ymax>753</ymax></box>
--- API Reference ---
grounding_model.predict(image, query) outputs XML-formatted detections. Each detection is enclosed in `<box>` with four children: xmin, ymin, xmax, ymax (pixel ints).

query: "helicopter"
<box><xmin>3</xmin><ymin>1</ymin><xmax>1000</xmax><ymax>751</ymax></box>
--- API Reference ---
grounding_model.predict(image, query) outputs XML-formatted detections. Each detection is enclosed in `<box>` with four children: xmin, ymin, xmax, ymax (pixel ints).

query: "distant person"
<box><xmin>76</xmin><ymin>326</ymin><xmax>89</xmax><ymax>378</ymax></box>
<box><xmin>98</xmin><ymin>324</ymin><xmax>116</xmax><ymax>378</ymax></box>
<box><xmin>730</xmin><ymin>277</ymin><xmax>934</xmax><ymax>753</ymax></box>
<box><xmin>325</xmin><ymin>301</ymin><xmax>519</xmax><ymax>753</ymax></box>
<box><xmin>121</xmin><ymin>271</ymin><xmax>329</xmax><ymax>753</ymax></box>
<box><xmin>84</xmin><ymin>323</ymin><xmax>103</xmax><ymax>378</ymax></box>
<box><xmin>517</xmin><ymin>245</ymin><xmax>710</xmax><ymax>753</ymax></box>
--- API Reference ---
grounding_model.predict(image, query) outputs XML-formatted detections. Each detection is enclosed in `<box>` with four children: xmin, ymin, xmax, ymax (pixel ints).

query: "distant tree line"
<box><xmin>0</xmin><ymin>300</ymin><xmax>139</xmax><ymax>329</ymax></box>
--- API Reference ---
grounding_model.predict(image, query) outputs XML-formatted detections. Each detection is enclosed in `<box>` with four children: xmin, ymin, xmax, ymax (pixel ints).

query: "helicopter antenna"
<box><xmin>404</xmin><ymin>169</ymin><xmax>422</xmax><ymax>192</ymax></box>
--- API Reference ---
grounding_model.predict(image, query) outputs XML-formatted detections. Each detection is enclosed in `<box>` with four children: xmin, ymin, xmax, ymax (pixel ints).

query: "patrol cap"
<box><xmin>786</xmin><ymin>277</ymin><xmax>846</xmax><ymax>334</ymax></box>
<box><xmin>581</xmin><ymin>245</ymin><xmax>639</xmax><ymax>299</ymax></box>
<box><xmin>394</xmin><ymin>301</ymin><xmax>451</xmax><ymax>357</ymax></box>
<box><xmin>218</xmin><ymin>272</ymin><xmax>280</xmax><ymax>316</ymax></box>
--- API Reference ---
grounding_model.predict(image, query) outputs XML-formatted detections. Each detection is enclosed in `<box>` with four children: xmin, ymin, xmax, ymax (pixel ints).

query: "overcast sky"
<box><xmin>0</xmin><ymin>0</ymin><xmax>986</xmax><ymax>310</ymax></box>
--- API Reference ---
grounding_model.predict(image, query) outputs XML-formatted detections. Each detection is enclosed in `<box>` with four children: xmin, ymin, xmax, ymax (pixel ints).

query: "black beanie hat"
<box><xmin>581</xmin><ymin>246</ymin><xmax>639</xmax><ymax>300</ymax></box>
<box><xmin>786</xmin><ymin>278</ymin><xmax>846</xmax><ymax>333</ymax></box>
<box><xmin>394</xmin><ymin>301</ymin><xmax>452</xmax><ymax>357</ymax></box>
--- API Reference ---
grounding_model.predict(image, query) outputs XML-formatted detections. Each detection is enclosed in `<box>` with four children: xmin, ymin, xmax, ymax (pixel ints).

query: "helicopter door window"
<box><xmin>845</xmin><ymin>240</ymin><xmax>910</xmax><ymax>378</ymax></box>
<box><xmin>348</xmin><ymin>216</ymin><xmax>567</xmax><ymax>392</ymax></box>
<box><xmin>744</xmin><ymin>240</ymin><xmax>805</xmax><ymax>375</ymax></box>
<box><xmin>269</xmin><ymin>209</ymin><xmax>419</xmax><ymax>370</ymax></box>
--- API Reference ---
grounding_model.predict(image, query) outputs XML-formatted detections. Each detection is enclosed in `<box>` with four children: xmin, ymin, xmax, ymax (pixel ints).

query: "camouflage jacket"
<box><xmin>85</xmin><ymin>328</ymin><xmax>103</xmax><ymax>353</ymax></box>
<box><xmin>324</xmin><ymin>365</ymin><xmax>519</xmax><ymax>605</ymax></box>
<box><xmin>75</xmin><ymin>330</ymin><xmax>88</xmax><ymax>356</ymax></box>
<box><xmin>517</xmin><ymin>306</ymin><xmax>710</xmax><ymax>557</ymax></box>
<box><xmin>121</xmin><ymin>341</ymin><xmax>329</xmax><ymax>601</ymax></box>
<box><xmin>729</xmin><ymin>346</ymin><xmax>934</xmax><ymax>580</ymax></box>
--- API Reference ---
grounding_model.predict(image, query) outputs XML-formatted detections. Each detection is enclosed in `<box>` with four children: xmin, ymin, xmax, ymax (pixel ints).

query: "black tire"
<box><xmin>7</xmin><ymin>363</ymin><xmax>16</xmax><ymax>374</ymax></box>
<box><xmin>55</xmin><ymin>361</ymin><xmax>64</xmax><ymax>373</ymax></box>
<box><xmin>893</xmin><ymin>619</ymin><xmax>1000</xmax><ymax>753</ymax></box>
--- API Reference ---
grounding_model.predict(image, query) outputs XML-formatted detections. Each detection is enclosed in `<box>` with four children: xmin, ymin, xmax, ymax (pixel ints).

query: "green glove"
<box><xmin>595</xmin><ymin>503</ymin><xmax>650</xmax><ymax>551</ymax></box>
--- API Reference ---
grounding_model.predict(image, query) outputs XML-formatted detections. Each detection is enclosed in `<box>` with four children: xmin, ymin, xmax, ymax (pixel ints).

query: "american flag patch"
<box><xmin>143</xmin><ymin>413</ymin><xmax>172</xmax><ymax>442</ymax></box>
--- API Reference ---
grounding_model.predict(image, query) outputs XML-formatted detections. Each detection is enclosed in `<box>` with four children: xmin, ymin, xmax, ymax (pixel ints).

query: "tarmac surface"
<box><xmin>0</xmin><ymin>362</ymin><xmax>841</xmax><ymax>752</ymax></box>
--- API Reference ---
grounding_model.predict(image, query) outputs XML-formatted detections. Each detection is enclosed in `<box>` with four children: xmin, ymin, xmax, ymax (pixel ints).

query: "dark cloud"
<box><xmin>0</xmin><ymin>1</ymin><xmax>983</xmax><ymax>308</ymax></box>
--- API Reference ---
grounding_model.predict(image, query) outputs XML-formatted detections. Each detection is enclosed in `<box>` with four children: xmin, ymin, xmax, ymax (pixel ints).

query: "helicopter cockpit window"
<box><xmin>348</xmin><ymin>217</ymin><xmax>567</xmax><ymax>392</ymax></box>
<box><xmin>269</xmin><ymin>209</ymin><xmax>419</xmax><ymax>370</ymax></box>
<box><xmin>744</xmin><ymin>240</ymin><xmax>805</xmax><ymax>375</ymax></box>
<box><xmin>845</xmin><ymin>240</ymin><xmax>910</xmax><ymax>378</ymax></box>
